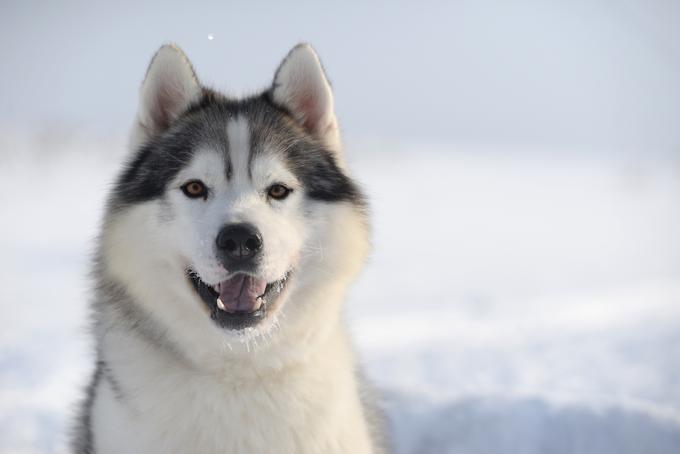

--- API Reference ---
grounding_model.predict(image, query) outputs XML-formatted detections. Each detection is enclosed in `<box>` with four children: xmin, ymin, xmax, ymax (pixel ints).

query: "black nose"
<box><xmin>216</xmin><ymin>223</ymin><xmax>263</xmax><ymax>262</ymax></box>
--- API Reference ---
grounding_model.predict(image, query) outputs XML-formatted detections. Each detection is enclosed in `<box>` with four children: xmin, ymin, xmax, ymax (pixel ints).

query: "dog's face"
<box><xmin>171</xmin><ymin>130</ymin><xmax>303</xmax><ymax>329</ymax></box>
<box><xmin>101</xmin><ymin>45</ymin><xmax>368</xmax><ymax>351</ymax></box>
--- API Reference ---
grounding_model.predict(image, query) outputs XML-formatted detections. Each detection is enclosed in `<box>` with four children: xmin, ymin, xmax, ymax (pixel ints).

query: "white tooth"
<box><xmin>253</xmin><ymin>297</ymin><xmax>263</xmax><ymax>311</ymax></box>
<box><xmin>216</xmin><ymin>298</ymin><xmax>226</xmax><ymax>311</ymax></box>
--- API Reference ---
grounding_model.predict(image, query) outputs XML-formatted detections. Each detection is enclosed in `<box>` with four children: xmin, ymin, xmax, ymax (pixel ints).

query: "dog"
<box><xmin>71</xmin><ymin>43</ymin><xmax>383</xmax><ymax>453</ymax></box>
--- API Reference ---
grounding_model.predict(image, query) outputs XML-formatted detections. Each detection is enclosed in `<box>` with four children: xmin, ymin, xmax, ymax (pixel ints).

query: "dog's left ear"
<box><xmin>271</xmin><ymin>44</ymin><xmax>340</xmax><ymax>149</ymax></box>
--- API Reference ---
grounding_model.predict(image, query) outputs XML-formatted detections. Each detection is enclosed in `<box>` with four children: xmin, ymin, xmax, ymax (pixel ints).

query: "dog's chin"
<box><xmin>187</xmin><ymin>269</ymin><xmax>292</xmax><ymax>331</ymax></box>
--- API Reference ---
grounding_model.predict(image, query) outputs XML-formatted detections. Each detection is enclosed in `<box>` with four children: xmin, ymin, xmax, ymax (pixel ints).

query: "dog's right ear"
<box><xmin>133</xmin><ymin>44</ymin><xmax>201</xmax><ymax>143</ymax></box>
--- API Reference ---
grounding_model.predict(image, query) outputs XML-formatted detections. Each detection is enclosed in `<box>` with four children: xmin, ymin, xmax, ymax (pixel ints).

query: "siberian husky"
<box><xmin>72</xmin><ymin>43</ymin><xmax>383</xmax><ymax>453</ymax></box>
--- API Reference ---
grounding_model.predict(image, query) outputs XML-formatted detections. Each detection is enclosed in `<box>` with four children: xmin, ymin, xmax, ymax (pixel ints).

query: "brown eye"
<box><xmin>181</xmin><ymin>180</ymin><xmax>207</xmax><ymax>199</ymax></box>
<box><xmin>267</xmin><ymin>184</ymin><xmax>291</xmax><ymax>200</ymax></box>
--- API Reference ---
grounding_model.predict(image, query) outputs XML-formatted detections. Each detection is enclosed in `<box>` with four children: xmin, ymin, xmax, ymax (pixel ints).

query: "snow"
<box><xmin>1</xmin><ymin>133</ymin><xmax>679</xmax><ymax>453</ymax></box>
<box><xmin>2</xmin><ymin>1</ymin><xmax>679</xmax><ymax>451</ymax></box>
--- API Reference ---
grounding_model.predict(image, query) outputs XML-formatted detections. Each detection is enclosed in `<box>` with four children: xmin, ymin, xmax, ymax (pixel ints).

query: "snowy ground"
<box><xmin>1</xmin><ymin>133</ymin><xmax>679</xmax><ymax>453</ymax></box>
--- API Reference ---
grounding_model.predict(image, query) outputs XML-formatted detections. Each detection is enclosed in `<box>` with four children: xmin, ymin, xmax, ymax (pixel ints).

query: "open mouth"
<box><xmin>188</xmin><ymin>270</ymin><xmax>291</xmax><ymax>330</ymax></box>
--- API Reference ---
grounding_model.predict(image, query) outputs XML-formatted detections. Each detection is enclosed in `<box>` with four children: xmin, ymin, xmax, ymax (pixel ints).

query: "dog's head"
<box><xmin>101</xmin><ymin>44</ymin><xmax>368</xmax><ymax>354</ymax></box>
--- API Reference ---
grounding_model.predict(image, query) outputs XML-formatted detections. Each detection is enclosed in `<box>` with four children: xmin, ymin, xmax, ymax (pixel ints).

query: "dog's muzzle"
<box><xmin>188</xmin><ymin>270</ymin><xmax>291</xmax><ymax>331</ymax></box>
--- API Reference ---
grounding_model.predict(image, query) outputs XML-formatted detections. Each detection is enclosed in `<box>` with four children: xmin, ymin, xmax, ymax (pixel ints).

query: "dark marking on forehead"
<box><xmin>113</xmin><ymin>88</ymin><xmax>364</xmax><ymax>209</ymax></box>
<box><xmin>225</xmin><ymin>157</ymin><xmax>233</xmax><ymax>180</ymax></box>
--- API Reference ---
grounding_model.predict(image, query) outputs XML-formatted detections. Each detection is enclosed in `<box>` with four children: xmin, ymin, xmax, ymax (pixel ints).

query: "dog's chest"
<box><xmin>93</xmin><ymin>355</ymin><xmax>359</xmax><ymax>454</ymax></box>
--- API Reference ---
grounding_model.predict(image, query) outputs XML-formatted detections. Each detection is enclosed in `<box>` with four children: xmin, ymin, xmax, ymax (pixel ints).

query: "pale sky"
<box><xmin>1</xmin><ymin>0</ymin><xmax>679</xmax><ymax>154</ymax></box>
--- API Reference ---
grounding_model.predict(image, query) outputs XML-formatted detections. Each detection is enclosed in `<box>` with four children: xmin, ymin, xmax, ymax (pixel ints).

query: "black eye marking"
<box><xmin>181</xmin><ymin>180</ymin><xmax>208</xmax><ymax>199</ymax></box>
<box><xmin>267</xmin><ymin>183</ymin><xmax>292</xmax><ymax>201</ymax></box>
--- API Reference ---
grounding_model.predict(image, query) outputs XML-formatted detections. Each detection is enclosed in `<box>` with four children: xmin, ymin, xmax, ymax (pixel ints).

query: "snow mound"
<box><xmin>385</xmin><ymin>393</ymin><xmax>680</xmax><ymax>454</ymax></box>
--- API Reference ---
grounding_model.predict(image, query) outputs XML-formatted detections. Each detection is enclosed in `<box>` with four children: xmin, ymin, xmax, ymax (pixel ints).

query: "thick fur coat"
<box><xmin>72</xmin><ymin>43</ymin><xmax>383</xmax><ymax>453</ymax></box>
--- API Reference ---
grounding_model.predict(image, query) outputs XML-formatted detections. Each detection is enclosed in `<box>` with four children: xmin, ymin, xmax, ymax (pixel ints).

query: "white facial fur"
<box><xmin>102</xmin><ymin>115</ymin><xmax>362</xmax><ymax>358</ymax></box>
<box><xmin>166</xmin><ymin>117</ymin><xmax>305</xmax><ymax>286</ymax></box>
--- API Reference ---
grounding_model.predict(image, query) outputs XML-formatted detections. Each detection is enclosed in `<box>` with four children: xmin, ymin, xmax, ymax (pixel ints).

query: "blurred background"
<box><xmin>1</xmin><ymin>1</ymin><xmax>679</xmax><ymax>452</ymax></box>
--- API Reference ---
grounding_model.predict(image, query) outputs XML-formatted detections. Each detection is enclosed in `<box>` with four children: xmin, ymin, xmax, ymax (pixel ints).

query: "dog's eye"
<box><xmin>181</xmin><ymin>180</ymin><xmax>208</xmax><ymax>199</ymax></box>
<box><xmin>267</xmin><ymin>184</ymin><xmax>291</xmax><ymax>200</ymax></box>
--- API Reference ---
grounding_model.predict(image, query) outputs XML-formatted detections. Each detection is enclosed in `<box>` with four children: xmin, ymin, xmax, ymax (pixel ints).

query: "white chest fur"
<box><xmin>91</xmin><ymin>328</ymin><xmax>375</xmax><ymax>454</ymax></box>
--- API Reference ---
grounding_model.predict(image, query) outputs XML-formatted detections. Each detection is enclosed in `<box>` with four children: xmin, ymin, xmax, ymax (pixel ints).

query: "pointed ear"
<box><xmin>136</xmin><ymin>44</ymin><xmax>201</xmax><ymax>136</ymax></box>
<box><xmin>271</xmin><ymin>44</ymin><xmax>339</xmax><ymax>146</ymax></box>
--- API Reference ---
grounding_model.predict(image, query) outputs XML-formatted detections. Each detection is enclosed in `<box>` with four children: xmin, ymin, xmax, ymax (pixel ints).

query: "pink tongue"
<box><xmin>218</xmin><ymin>274</ymin><xmax>267</xmax><ymax>313</ymax></box>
